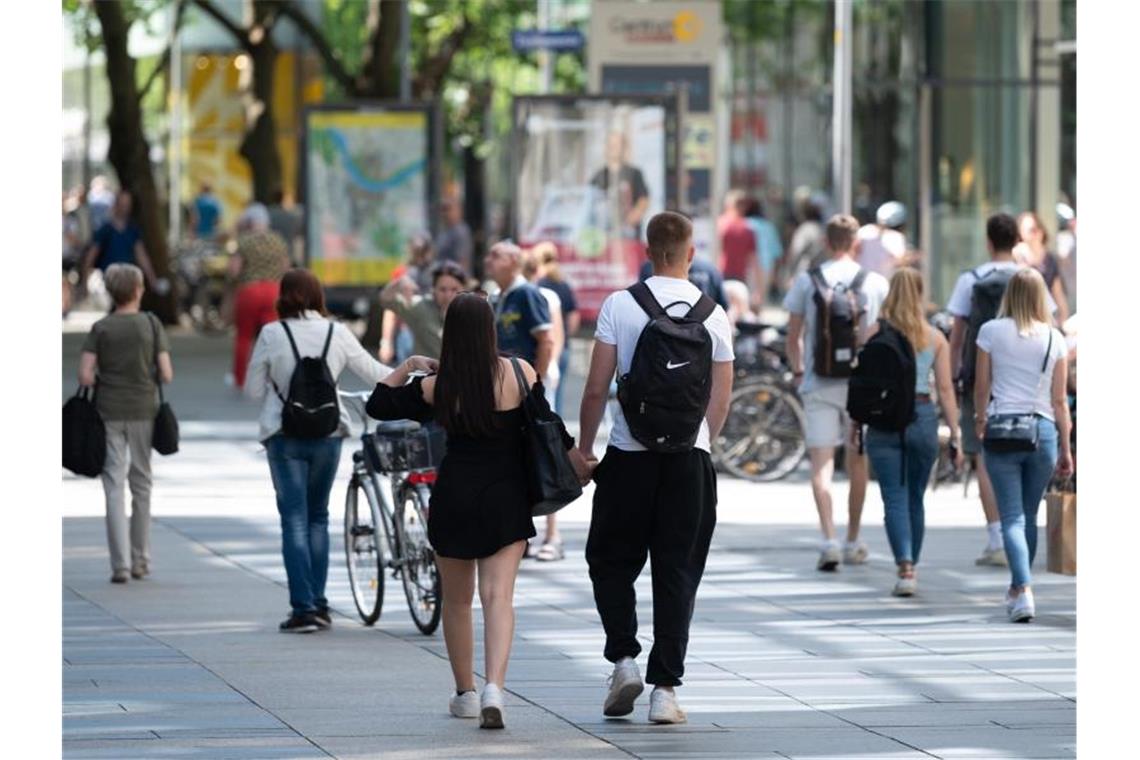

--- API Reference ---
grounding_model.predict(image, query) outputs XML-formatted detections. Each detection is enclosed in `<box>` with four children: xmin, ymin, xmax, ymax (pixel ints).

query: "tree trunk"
<box><xmin>94</xmin><ymin>0</ymin><xmax>177</xmax><ymax>323</ymax></box>
<box><xmin>462</xmin><ymin>144</ymin><xmax>486</xmax><ymax>280</ymax></box>
<box><xmin>357</xmin><ymin>0</ymin><xmax>402</xmax><ymax>97</ymax></box>
<box><xmin>239</xmin><ymin>0</ymin><xmax>282</xmax><ymax>203</ymax></box>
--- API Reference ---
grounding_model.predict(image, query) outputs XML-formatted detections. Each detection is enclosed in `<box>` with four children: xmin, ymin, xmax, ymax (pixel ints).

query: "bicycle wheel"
<box><xmin>394</xmin><ymin>483</ymin><xmax>441</xmax><ymax>635</ymax></box>
<box><xmin>713</xmin><ymin>381</ymin><xmax>808</xmax><ymax>482</ymax></box>
<box><xmin>344</xmin><ymin>475</ymin><xmax>387</xmax><ymax>625</ymax></box>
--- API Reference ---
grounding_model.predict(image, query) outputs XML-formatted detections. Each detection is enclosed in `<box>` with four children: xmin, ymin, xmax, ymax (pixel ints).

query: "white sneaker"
<box><xmin>603</xmin><ymin>657</ymin><xmax>644</xmax><ymax>717</ymax></box>
<box><xmin>449</xmin><ymin>690</ymin><xmax>479</xmax><ymax>719</ymax></box>
<box><xmin>817</xmin><ymin>542</ymin><xmax>841</xmax><ymax>572</ymax></box>
<box><xmin>1009</xmin><ymin>589</ymin><xmax>1036</xmax><ymax>623</ymax></box>
<box><xmin>892</xmin><ymin>576</ymin><xmax>917</xmax><ymax>597</ymax></box>
<box><xmin>843</xmin><ymin>540</ymin><xmax>869</xmax><ymax>565</ymax></box>
<box><xmin>976</xmin><ymin>547</ymin><xmax>1009</xmax><ymax>567</ymax></box>
<box><xmin>647</xmin><ymin>687</ymin><xmax>687</xmax><ymax>724</ymax></box>
<box><xmin>480</xmin><ymin>683</ymin><xmax>505</xmax><ymax>729</ymax></box>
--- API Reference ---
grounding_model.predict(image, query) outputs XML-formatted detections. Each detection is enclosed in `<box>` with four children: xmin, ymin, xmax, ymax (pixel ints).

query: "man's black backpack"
<box><xmin>848</xmin><ymin>320</ymin><xmax>916</xmax><ymax>433</ymax></box>
<box><xmin>958</xmin><ymin>266</ymin><xmax>1015</xmax><ymax>393</ymax></box>
<box><xmin>273</xmin><ymin>321</ymin><xmax>340</xmax><ymax>439</ymax></box>
<box><xmin>616</xmin><ymin>282</ymin><xmax>716</xmax><ymax>453</ymax></box>
<box><xmin>810</xmin><ymin>266</ymin><xmax>869</xmax><ymax>378</ymax></box>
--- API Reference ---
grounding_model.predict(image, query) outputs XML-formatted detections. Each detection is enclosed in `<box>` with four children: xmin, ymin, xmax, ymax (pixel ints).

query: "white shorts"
<box><xmin>802</xmin><ymin>382</ymin><xmax>851</xmax><ymax>449</ymax></box>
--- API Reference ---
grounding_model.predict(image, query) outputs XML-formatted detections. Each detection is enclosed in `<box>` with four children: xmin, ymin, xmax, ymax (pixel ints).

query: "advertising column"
<box><xmin>588</xmin><ymin>0</ymin><xmax>725</xmax><ymax>261</ymax></box>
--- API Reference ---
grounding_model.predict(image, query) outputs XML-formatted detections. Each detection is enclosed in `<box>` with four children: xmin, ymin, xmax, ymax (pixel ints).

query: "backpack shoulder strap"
<box><xmin>279</xmin><ymin>321</ymin><xmax>302</xmax><ymax>362</ymax></box>
<box><xmin>320</xmin><ymin>321</ymin><xmax>335</xmax><ymax>360</ymax></box>
<box><xmin>808</xmin><ymin>265</ymin><xmax>830</xmax><ymax>295</ymax></box>
<box><xmin>627</xmin><ymin>281</ymin><xmax>666</xmax><ymax>319</ymax></box>
<box><xmin>686</xmin><ymin>293</ymin><xmax>716</xmax><ymax>324</ymax></box>
<box><xmin>850</xmin><ymin>267</ymin><xmax>869</xmax><ymax>293</ymax></box>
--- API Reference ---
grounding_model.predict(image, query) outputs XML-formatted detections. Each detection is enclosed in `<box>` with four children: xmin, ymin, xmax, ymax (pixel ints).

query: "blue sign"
<box><xmin>511</xmin><ymin>29</ymin><xmax>585</xmax><ymax>52</ymax></box>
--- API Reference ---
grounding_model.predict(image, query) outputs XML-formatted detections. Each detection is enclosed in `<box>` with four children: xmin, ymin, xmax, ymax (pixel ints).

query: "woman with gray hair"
<box><xmin>78</xmin><ymin>263</ymin><xmax>174</xmax><ymax>584</ymax></box>
<box><xmin>229</xmin><ymin>203</ymin><xmax>289</xmax><ymax>388</ymax></box>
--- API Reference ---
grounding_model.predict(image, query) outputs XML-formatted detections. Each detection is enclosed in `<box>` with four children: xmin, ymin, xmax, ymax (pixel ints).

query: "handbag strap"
<box><xmin>509</xmin><ymin>356</ymin><xmax>531</xmax><ymax>402</ymax></box>
<box><xmin>147</xmin><ymin>312</ymin><xmax>165</xmax><ymax>405</ymax></box>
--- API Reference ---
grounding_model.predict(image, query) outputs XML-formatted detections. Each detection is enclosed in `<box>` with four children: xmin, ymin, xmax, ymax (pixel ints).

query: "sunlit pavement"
<box><xmin>62</xmin><ymin>328</ymin><xmax>1075</xmax><ymax>759</ymax></box>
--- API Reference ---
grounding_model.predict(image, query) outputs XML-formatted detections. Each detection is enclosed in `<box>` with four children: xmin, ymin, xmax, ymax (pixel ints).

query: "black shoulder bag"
<box><xmin>509</xmin><ymin>357</ymin><xmax>582</xmax><ymax>516</ymax></box>
<box><xmin>148</xmin><ymin>314</ymin><xmax>180</xmax><ymax>455</ymax></box>
<box><xmin>983</xmin><ymin>329</ymin><xmax>1053</xmax><ymax>453</ymax></box>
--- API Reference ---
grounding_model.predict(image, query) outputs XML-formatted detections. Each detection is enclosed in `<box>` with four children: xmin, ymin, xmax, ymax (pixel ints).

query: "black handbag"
<box><xmin>509</xmin><ymin>357</ymin><xmax>582</xmax><ymax>516</ymax></box>
<box><xmin>148</xmin><ymin>314</ymin><xmax>180</xmax><ymax>455</ymax></box>
<box><xmin>62</xmin><ymin>385</ymin><xmax>106</xmax><ymax>477</ymax></box>
<box><xmin>983</xmin><ymin>329</ymin><xmax>1053</xmax><ymax>454</ymax></box>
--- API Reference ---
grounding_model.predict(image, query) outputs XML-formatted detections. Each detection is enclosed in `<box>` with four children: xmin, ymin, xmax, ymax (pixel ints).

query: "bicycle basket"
<box><xmin>373</xmin><ymin>425</ymin><xmax>448</xmax><ymax>471</ymax></box>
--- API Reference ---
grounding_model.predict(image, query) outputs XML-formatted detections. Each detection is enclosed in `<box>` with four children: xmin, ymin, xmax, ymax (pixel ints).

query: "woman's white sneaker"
<box><xmin>449</xmin><ymin>690</ymin><xmax>479</xmax><ymax>719</ymax></box>
<box><xmin>603</xmin><ymin>657</ymin><xmax>644</xmax><ymax>717</ymax></box>
<box><xmin>892</xmin><ymin>576</ymin><xmax>917</xmax><ymax>597</ymax></box>
<box><xmin>647</xmin><ymin>687</ymin><xmax>687</xmax><ymax>724</ymax></box>
<box><xmin>1009</xmin><ymin>589</ymin><xmax>1036</xmax><ymax>623</ymax></box>
<box><xmin>479</xmin><ymin>683</ymin><xmax>505</xmax><ymax>729</ymax></box>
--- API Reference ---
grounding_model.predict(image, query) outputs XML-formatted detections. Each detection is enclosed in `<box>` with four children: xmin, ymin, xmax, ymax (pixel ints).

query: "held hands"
<box><xmin>404</xmin><ymin>355</ymin><xmax>439</xmax><ymax>374</ymax></box>
<box><xmin>569</xmin><ymin>447</ymin><xmax>599</xmax><ymax>487</ymax></box>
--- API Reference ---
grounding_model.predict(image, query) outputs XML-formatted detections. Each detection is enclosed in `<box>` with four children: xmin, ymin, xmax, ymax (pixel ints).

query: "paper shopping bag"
<box><xmin>1046</xmin><ymin>491</ymin><xmax>1076</xmax><ymax>575</ymax></box>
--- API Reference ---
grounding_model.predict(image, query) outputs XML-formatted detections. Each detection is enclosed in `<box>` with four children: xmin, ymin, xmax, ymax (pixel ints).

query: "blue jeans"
<box><xmin>554</xmin><ymin>347</ymin><xmax>571</xmax><ymax>416</ymax></box>
<box><xmin>265</xmin><ymin>435</ymin><xmax>343</xmax><ymax>616</ymax></box>
<box><xmin>865</xmin><ymin>402</ymin><xmax>939</xmax><ymax>566</ymax></box>
<box><xmin>984</xmin><ymin>419</ymin><xmax>1059</xmax><ymax>589</ymax></box>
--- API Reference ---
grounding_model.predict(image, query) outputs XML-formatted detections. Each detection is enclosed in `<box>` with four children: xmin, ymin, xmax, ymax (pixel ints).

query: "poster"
<box><xmin>304</xmin><ymin>106</ymin><xmax>433</xmax><ymax>287</ymax></box>
<box><xmin>513</xmin><ymin>96</ymin><xmax>679</xmax><ymax>317</ymax></box>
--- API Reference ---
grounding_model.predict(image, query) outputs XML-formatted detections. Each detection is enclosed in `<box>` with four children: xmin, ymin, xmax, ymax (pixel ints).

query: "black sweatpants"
<box><xmin>585</xmin><ymin>446</ymin><xmax>718</xmax><ymax>687</ymax></box>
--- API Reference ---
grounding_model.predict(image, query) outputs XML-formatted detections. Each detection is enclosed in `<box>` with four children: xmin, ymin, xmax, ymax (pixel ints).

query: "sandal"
<box><xmin>535</xmin><ymin>541</ymin><xmax>565</xmax><ymax>562</ymax></box>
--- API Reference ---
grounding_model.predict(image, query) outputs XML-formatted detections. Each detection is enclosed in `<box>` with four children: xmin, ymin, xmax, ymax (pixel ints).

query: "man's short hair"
<box><xmin>490</xmin><ymin>240</ymin><xmax>523</xmax><ymax>266</ymax></box>
<box><xmin>104</xmin><ymin>263</ymin><xmax>144</xmax><ymax>306</ymax></box>
<box><xmin>986</xmin><ymin>213</ymin><xmax>1020</xmax><ymax>252</ymax></box>
<box><xmin>645</xmin><ymin>211</ymin><xmax>693</xmax><ymax>268</ymax></box>
<box><xmin>825</xmin><ymin>214</ymin><xmax>860</xmax><ymax>252</ymax></box>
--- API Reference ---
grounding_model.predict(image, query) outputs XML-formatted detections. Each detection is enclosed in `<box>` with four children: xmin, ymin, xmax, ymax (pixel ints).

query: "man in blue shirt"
<box><xmin>486</xmin><ymin>241</ymin><xmax>554</xmax><ymax>371</ymax></box>
<box><xmin>191</xmin><ymin>183</ymin><xmax>222</xmax><ymax>240</ymax></box>
<box><xmin>82</xmin><ymin>190</ymin><xmax>157</xmax><ymax>288</ymax></box>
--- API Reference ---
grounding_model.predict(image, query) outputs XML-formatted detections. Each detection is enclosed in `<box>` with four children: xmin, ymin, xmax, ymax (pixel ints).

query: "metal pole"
<box><xmin>82</xmin><ymin>43</ymin><xmax>92</xmax><ymax>192</ymax></box>
<box><xmin>168</xmin><ymin>3</ymin><xmax>182</xmax><ymax>244</ymax></box>
<box><xmin>831</xmin><ymin>0</ymin><xmax>853</xmax><ymax>214</ymax></box>
<box><xmin>399</xmin><ymin>0</ymin><xmax>411</xmax><ymax>100</ymax></box>
<box><xmin>538</xmin><ymin>0</ymin><xmax>552</xmax><ymax>94</ymax></box>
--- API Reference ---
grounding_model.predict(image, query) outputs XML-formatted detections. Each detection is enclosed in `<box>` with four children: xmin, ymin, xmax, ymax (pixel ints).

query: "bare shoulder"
<box><xmin>420</xmin><ymin>375</ymin><xmax>436</xmax><ymax>404</ymax></box>
<box><xmin>500</xmin><ymin>356</ymin><xmax>537</xmax><ymax>383</ymax></box>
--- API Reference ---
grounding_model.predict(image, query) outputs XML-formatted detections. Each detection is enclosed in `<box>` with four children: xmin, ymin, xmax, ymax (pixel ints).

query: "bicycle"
<box><xmin>711</xmin><ymin>322</ymin><xmax>808</xmax><ymax>482</ymax></box>
<box><xmin>339</xmin><ymin>391</ymin><xmax>443</xmax><ymax>635</ymax></box>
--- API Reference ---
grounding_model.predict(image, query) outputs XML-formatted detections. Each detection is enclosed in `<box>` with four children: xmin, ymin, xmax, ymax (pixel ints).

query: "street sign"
<box><xmin>511</xmin><ymin>29</ymin><xmax>585</xmax><ymax>52</ymax></box>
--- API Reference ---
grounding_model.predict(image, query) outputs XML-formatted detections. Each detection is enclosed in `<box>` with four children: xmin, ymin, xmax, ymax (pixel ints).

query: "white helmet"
<box><xmin>876</xmin><ymin>201</ymin><xmax>906</xmax><ymax>228</ymax></box>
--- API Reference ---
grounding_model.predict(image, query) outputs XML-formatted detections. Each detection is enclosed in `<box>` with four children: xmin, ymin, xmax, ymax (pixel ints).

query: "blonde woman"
<box><xmin>974</xmin><ymin>269</ymin><xmax>1072</xmax><ymax>623</ymax></box>
<box><xmin>863</xmin><ymin>269</ymin><xmax>963</xmax><ymax>596</ymax></box>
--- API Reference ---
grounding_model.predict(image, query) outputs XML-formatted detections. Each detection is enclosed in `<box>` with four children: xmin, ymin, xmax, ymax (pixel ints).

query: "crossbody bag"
<box><xmin>983</xmin><ymin>329</ymin><xmax>1053</xmax><ymax>453</ymax></box>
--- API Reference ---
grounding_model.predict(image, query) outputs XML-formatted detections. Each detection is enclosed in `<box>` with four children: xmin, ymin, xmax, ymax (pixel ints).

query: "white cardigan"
<box><xmin>245</xmin><ymin>312</ymin><xmax>391</xmax><ymax>442</ymax></box>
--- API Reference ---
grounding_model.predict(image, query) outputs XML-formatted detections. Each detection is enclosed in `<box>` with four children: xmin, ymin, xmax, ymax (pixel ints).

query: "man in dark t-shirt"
<box><xmin>82</xmin><ymin>190</ymin><xmax>157</xmax><ymax>288</ymax></box>
<box><xmin>486</xmin><ymin>241</ymin><xmax>553</xmax><ymax>368</ymax></box>
<box><xmin>590</xmin><ymin>131</ymin><xmax>650</xmax><ymax>240</ymax></box>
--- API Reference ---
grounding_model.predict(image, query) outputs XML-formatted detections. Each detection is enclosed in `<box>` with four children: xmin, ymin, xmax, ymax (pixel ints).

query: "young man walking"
<box><xmin>784</xmin><ymin>214</ymin><xmax>890</xmax><ymax>571</ymax></box>
<box><xmin>578</xmin><ymin>211</ymin><xmax>735</xmax><ymax>724</ymax></box>
<box><xmin>946</xmin><ymin>213</ymin><xmax>1055</xmax><ymax>567</ymax></box>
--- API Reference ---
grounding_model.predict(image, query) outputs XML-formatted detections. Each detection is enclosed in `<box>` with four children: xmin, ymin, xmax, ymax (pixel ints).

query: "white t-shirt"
<box><xmin>595</xmin><ymin>276</ymin><xmax>734</xmax><ymax>453</ymax></box>
<box><xmin>946</xmin><ymin>261</ymin><xmax>1057</xmax><ymax>318</ymax></box>
<box><xmin>782</xmin><ymin>257</ymin><xmax>890</xmax><ymax>394</ymax></box>
<box><xmin>538</xmin><ymin>286</ymin><xmax>563</xmax><ymax>385</ymax></box>
<box><xmin>976</xmin><ymin>318</ymin><xmax>1066</xmax><ymax>420</ymax></box>
<box><xmin>855</xmin><ymin>225</ymin><xmax>906</xmax><ymax>278</ymax></box>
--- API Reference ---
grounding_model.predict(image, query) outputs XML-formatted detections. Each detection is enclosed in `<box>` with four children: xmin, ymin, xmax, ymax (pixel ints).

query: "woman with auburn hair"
<box><xmin>1016</xmin><ymin>212</ymin><xmax>1070</xmax><ymax>324</ymax></box>
<box><xmin>863</xmin><ymin>268</ymin><xmax>963</xmax><ymax>597</ymax></box>
<box><xmin>974</xmin><ymin>268</ymin><xmax>1073</xmax><ymax>623</ymax></box>
<box><xmin>245</xmin><ymin>268</ymin><xmax>435</xmax><ymax>634</ymax></box>
<box><xmin>366</xmin><ymin>293</ymin><xmax>588</xmax><ymax>730</ymax></box>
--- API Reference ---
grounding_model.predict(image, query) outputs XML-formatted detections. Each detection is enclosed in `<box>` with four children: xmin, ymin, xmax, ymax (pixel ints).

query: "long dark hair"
<box><xmin>434</xmin><ymin>293</ymin><xmax>502</xmax><ymax>437</ymax></box>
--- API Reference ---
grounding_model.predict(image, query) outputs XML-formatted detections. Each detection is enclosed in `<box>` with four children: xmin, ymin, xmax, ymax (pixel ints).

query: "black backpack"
<box><xmin>273</xmin><ymin>321</ymin><xmax>340</xmax><ymax>439</ymax></box>
<box><xmin>616</xmin><ymin>282</ymin><xmax>716</xmax><ymax>453</ymax></box>
<box><xmin>847</xmin><ymin>320</ymin><xmax>916</xmax><ymax>433</ymax></box>
<box><xmin>958</xmin><ymin>266</ymin><xmax>1015</xmax><ymax>392</ymax></box>
<box><xmin>810</xmin><ymin>266</ymin><xmax>869</xmax><ymax>378</ymax></box>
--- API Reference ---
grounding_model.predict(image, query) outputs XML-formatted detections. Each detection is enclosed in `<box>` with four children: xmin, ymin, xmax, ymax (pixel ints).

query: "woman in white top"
<box><xmin>245</xmin><ymin>268</ymin><xmax>435</xmax><ymax>633</ymax></box>
<box><xmin>974</xmin><ymin>268</ymin><xmax>1073</xmax><ymax>624</ymax></box>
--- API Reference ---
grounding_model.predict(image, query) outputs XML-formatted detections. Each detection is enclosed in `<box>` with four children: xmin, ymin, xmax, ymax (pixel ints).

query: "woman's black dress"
<box><xmin>365</xmin><ymin>376</ymin><xmax>536</xmax><ymax>560</ymax></box>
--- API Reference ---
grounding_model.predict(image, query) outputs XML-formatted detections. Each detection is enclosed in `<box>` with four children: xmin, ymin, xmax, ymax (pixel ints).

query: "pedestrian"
<box><xmin>741</xmin><ymin>194</ymin><xmax>784</xmax><ymax>307</ymax></box>
<box><xmin>947</xmin><ymin>213</ymin><xmax>1056</xmax><ymax>568</ymax></box>
<box><xmin>378</xmin><ymin>261</ymin><xmax>465</xmax><ymax>361</ymax></box>
<box><xmin>81</xmin><ymin>190</ymin><xmax>159</xmax><ymax>291</ymax></box>
<box><xmin>229</xmin><ymin>204</ymin><xmax>289</xmax><ymax>389</ymax></box>
<box><xmin>784</xmin><ymin>214</ymin><xmax>889</xmax><ymax>571</ymax></box>
<box><xmin>862</xmin><ymin>268</ymin><xmax>963</xmax><ymax>596</ymax></box>
<box><xmin>716</xmin><ymin>190</ymin><xmax>760</xmax><ymax>308</ymax></box>
<box><xmin>973</xmin><ymin>268</ymin><xmax>1072</xmax><ymax>623</ymax></box>
<box><xmin>190</xmin><ymin>182</ymin><xmax>223</xmax><ymax>240</ymax></box>
<box><xmin>484</xmin><ymin>241</ymin><xmax>563</xmax><ymax>561</ymax></box>
<box><xmin>1017</xmin><ymin>211</ymin><xmax>1070</xmax><ymax>324</ymax></box>
<box><xmin>534</xmin><ymin>242</ymin><xmax>581</xmax><ymax>417</ymax></box>
<box><xmin>436</xmin><ymin>198</ymin><xmax>474</xmax><ymax>276</ymax></box>
<box><xmin>244</xmin><ymin>269</ymin><xmax>410</xmax><ymax>633</ymax></box>
<box><xmin>366</xmin><ymin>293</ymin><xmax>587</xmax><ymax>728</ymax></box>
<box><xmin>380</xmin><ymin>232</ymin><xmax>435</xmax><ymax>365</ymax></box>
<box><xmin>523</xmin><ymin>246</ymin><xmax>565</xmax><ymax>410</ymax></box>
<box><xmin>855</xmin><ymin>201</ymin><xmax>909</xmax><ymax>279</ymax></box>
<box><xmin>267</xmin><ymin>189</ymin><xmax>304</xmax><ymax>266</ymax></box>
<box><xmin>77</xmin><ymin>264</ymin><xmax>173</xmax><ymax>584</ymax></box>
<box><xmin>577</xmin><ymin>211</ymin><xmax>735</xmax><ymax>724</ymax></box>
<box><xmin>782</xmin><ymin>192</ymin><xmax>828</xmax><ymax>289</ymax></box>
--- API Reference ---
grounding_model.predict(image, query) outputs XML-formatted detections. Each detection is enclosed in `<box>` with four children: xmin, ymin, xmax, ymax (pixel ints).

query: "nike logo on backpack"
<box><xmin>666</xmin><ymin>360</ymin><xmax>690</xmax><ymax>370</ymax></box>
